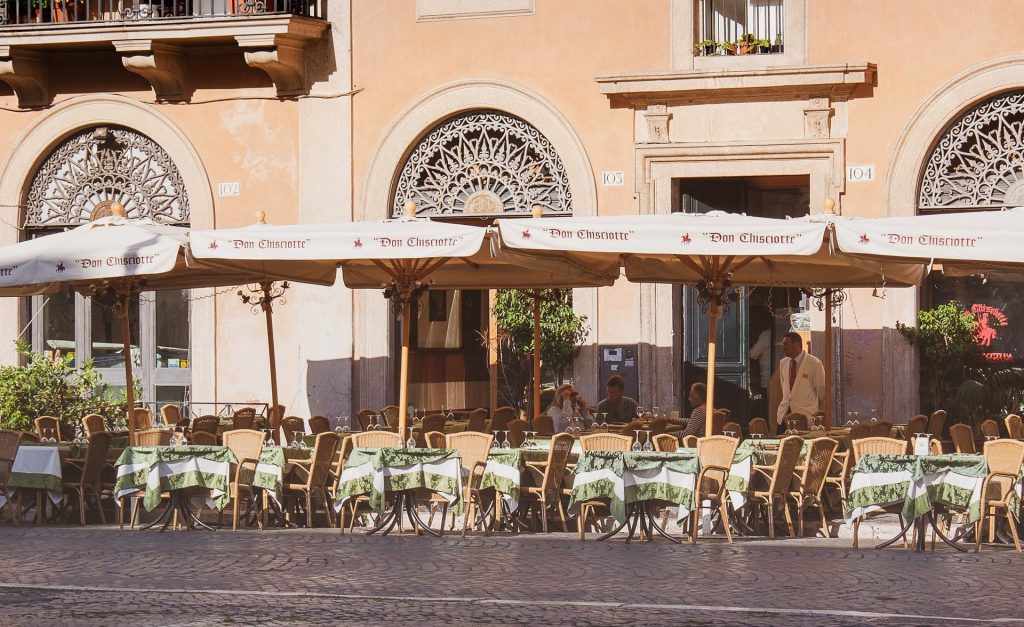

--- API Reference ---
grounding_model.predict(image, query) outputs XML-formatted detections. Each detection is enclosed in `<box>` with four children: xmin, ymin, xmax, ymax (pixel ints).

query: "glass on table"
<box><xmin>406</xmin><ymin>427</ymin><xmax>416</xmax><ymax>449</ymax></box>
<box><xmin>491</xmin><ymin>430</ymin><xmax>501</xmax><ymax>449</ymax></box>
<box><xmin>501</xmin><ymin>430</ymin><xmax>512</xmax><ymax>449</ymax></box>
<box><xmin>642</xmin><ymin>430</ymin><xmax>654</xmax><ymax>452</ymax></box>
<box><xmin>632</xmin><ymin>430</ymin><xmax>642</xmax><ymax>452</ymax></box>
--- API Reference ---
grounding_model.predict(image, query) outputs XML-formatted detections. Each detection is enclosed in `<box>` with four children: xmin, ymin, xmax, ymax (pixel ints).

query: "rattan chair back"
<box><xmin>652</xmin><ymin>433</ymin><xmax>678</xmax><ymax>452</ymax></box>
<box><xmin>949</xmin><ymin>423</ymin><xmax>976</xmax><ymax>454</ymax></box>
<box><xmin>193</xmin><ymin>415</ymin><xmax>220</xmax><ymax>434</ymax></box>
<box><xmin>491</xmin><ymin>406</ymin><xmax>518</xmax><ymax>431</ymax></box>
<box><xmin>533</xmin><ymin>414</ymin><xmax>554</xmax><ymax>435</ymax></box>
<box><xmin>682</xmin><ymin>435</ymin><xmax>698</xmax><ymax>449</ymax></box>
<box><xmin>306</xmin><ymin>432</ymin><xmax>341</xmax><ymax>489</ymax></box>
<box><xmin>160</xmin><ymin>404</ymin><xmax>182</xmax><ymax>426</ymax></box>
<box><xmin>721</xmin><ymin>421</ymin><xmax>742</xmax><ymax>436</ymax></box>
<box><xmin>281</xmin><ymin>416</ymin><xmax>305</xmax><ymax>443</ymax></box>
<box><xmin>849</xmin><ymin>423</ymin><xmax>871</xmax><ymax>441</ymax></box>
<box><xmin>869</xmin><ymin>420</ymin><xmax>894</xmax><ymax>438</ymax></box>
<box><xmin>1005</xmin><ymin>414</ymin><xmax>1023</xmax><ymax>440</ymax></box>
<box><xmin>135</xmin><ymin>429</ymin><xmax>171</xmax><ymax>446</ymax></box>
<box><xmin>710</xmin><ymin>409</ymin><xmax>727</xmax><ymax>435</ymax></box>
<box><xmin>748</xmin><ymin>418</ymin><xmax>768</xmax><ymax>436</ymax></box>
<box><xmin>0</xmin><ymin>430</ymin><xmax>22</xmax><ymax>482</ymax></box>
<box><xmin>232</xmin><ymin>412</ymin><xmax>256</xmax><ymax>431</ymax></box>
<box><xmin>223</xmin><ymin>429</ymin><xmax>264</xmax><ymax>464</ymax></box>
<box><xmin>446</xmin><ymin>432</ymin><xmax>493</xmax><ymax>477</ymax></box>
<box><xmin>784</xmin><ymin>413</ymin><xmax>809</xmax><ymax>431</ymax></box>
<box><xmin>852</xmin><ymin>437</ymin><xmax>906</xmax><ymax>462</ymax></box>
<box><xmin>81</xmin><ymin>432</ymin><xmax>112</xmax><ymax>484</ymax></box>
<box><xmin>905</xmin><ymin>414</ymin><xmax>928</xmax><ymax>441</ymax></box>
<box><xmin>82</xmin><ymin>414</ymin><xmax>105</xmax><ymax>437</ymax></box>
<box><xmin>191</xmin><ymin>431</ymin><xmax>217</xmax><ymax>446</ymax></box>
<box><xmin>928</xmin><ymin>410</ymin><xmax>948</xmax><ymax>438</ymax></box>
<box><xmin>651</xmin><ymin>417</ymin><xmax>668</xmax><ymax>436</ymax></box>
<box><xmin>380</xmin><ymin>406</ymin><xmax>399</xmax><ymax>427</ymax></box>
<box><xmin>425</xmin><ymin>431</ymin><xmax>447</xmax><ymax>448</ymax></box>
<box><xmin>131</xmin><ymin>408</ymin><xmax>153</xmax><ymax>432</ymax></box>
<box><xmin>800</xmin><ymin>437</ymin><xmax>838</xmax><ymax>496</ymax></box>
<box><xmin>580</xmin><ymin>433</ymin><xmax>632</xmax><ymax>452</ymax></box>
<box><xmin>348</xmin><ymin>431</ymin><xmax>402</xmax><ymax>449</ymax></box>
<box><xmin>697</xmin><ymin>436</ymin><xmax>739</xmax><ymax>471</ymax></box>
<box><xmin>34</xmin><ymin>416</ymin><xmax>62</xmax><ymax>441</ymax></box>
<box><xmin>467</xmin><ymin>408</ymin><xmax>488</xmax><ymax>432</ymax></box>
<box><xmin>505</xmin><ymin>419</ymin><xmax>527</xmax><ymax>448</ymax></box>
<box><xmin>356</xmin><ymin>409</ymin><xmax>375</xmax><ymax>431</ymax></box>
<box><xmin>984</xmin><ymin>439</ymin><xmax>1024</xmax><ymax>476</ymax></box>
<box><xmin>540</xmin><ymin>433</ymin><xmax>574</xmax><ymax>492</ymax></box>
<box><xmin>980</xmin><ymin>419</ymin><xmax>1001</xmax><ymax>439</ymax></box>
<box><xmin>309</xmin><ymin>416</ymin><xmax>331</xmax><ymax>434</ymax></box>
<box><xmin>768</xmin><ymin>436</ymin><xmax>803</xmax><ymax>494</ymax></box>
<box><xmin>422</xmin><ymin>414</ymin><xmax>447</xmax><ymax>434</ymax></box>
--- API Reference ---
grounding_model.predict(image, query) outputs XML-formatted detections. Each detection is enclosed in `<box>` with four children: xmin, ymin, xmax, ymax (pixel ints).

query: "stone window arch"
<box><xmin>390</xmin><ymin>110</ymin><xmax>573</xmax><ymax>218</ymax></box>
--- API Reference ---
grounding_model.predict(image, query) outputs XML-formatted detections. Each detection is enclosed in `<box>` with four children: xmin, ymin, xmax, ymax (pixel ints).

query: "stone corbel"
<box><xmin>804</xmin><ymin>96</ymin><xmax>834</xmax><ymax>139</ymax></box>
<box><xmin>236</xmin><ymin>34</ymin><xmax>307</xmax><ymax>97</ymax></box>
<box><xmin>643</xmin><ymin>103</ymin><xmax>672</xmax><ymax>144</ymax></box>
<box><xmin>0</xmin><ymin>46</ymin><xmax>49</xmax><ymax>109</ymax></box>
<box><xmin>114</xmin><ymin>41</ymin><xmax>188</xmax><ymax>103</ymax></box>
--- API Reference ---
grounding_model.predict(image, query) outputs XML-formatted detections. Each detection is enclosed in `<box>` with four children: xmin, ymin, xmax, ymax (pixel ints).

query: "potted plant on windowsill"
<box><xmin>735</xmin><ymin>33</ymin><xmax>757</xmax><ymax>55</ymax></box>
<box><xmin>720</xmin><ymin>41</ymin><xmax>736</xmax><ymax>56</ymax></box>
<box><xmin>771</xmin><ymin>34</ymin><xmax>784</xmax><ymax>54</ymax></box>
<box><xmin>756</xmin><ymin>38</ymin><xmax>771</xmax><ymax>54</ymax></box>
<box><xmin>694</xmin><ymin>39</ymin><xmax>718</xmax><ymax>56</ymax></box>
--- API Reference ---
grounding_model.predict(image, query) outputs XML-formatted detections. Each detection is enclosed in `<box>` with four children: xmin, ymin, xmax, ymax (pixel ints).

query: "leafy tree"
<box><xmin>0</xmin><ymin>340</ymin><xmax>132</xmax><ymax>435</ymax></box>
<box><xmin>490</xmin><ymin>289</ymin><xmax>589</xmax><ymax>413</ymax></box>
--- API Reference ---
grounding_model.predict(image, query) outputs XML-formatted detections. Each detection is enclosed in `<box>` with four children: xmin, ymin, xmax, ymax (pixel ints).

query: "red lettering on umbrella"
<box><xmin>859</xmin><ymin>234</ymin><xmax>870</xmax><ymax>244</ymax></box>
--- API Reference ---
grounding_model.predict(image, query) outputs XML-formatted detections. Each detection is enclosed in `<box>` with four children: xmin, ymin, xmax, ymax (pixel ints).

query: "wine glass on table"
<box><xmin>501</xmin><ymin>430</ymin><xmax>512</xmax><ymax>449</ymax></box>
<box><xmin>642</xmin><ymin>430</ymin><xmax>654</xmax><ymax>452</ymax></box>
<box><xmin>406</xmin><ymin>427</ymin><xmax>417</xmax><ymax>449</ymax></box>
<box><xmin>491</xmin><ymin>430</ymin><xmax>501</xmax><ymax>449</ymax></box>
<box><xmin>632</xmin><ymin>430</ymin><xmax>642</xmax><ymax>452</ymax></box>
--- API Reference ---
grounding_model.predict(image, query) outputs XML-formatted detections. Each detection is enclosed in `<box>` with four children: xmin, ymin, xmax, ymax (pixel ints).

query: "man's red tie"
<box><xmin>789</xmin><ymin>359</ymin><xmax>797</xmax><ymax>391</ymax></box>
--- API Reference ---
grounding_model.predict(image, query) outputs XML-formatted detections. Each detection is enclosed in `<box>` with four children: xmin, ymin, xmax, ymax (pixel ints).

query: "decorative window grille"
<box><xmin>919</xmin><ymin>92</ymin><xmax>1024</xmax><ymax>211</ymax></box>
<box><xmin>391</xmin><ymin>110</ymin><xmax>572</xmax><ymax>218</ymax></box>
<box><xmin>697</xmin><ymin>0</ymin><xmax>784</xmax><ymax>53</ymax></box>
<box><xmin>24</xmin><ymin>126</ymin><xmax>190</xmax><ymax>227</ymax></box>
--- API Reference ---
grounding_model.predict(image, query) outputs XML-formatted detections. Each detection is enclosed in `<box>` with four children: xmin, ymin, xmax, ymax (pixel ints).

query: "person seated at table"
<box><xmin>546</xmin><ymin>383</ymin><xmax>592</xmax><ymax>432</ymax></box>
<box><xmin>596</xmin><ymin>374</ymin><xmax>638</xmax><ymax>424</ymax></box>
<box><xmin>676</xmin><ymin>382</ymin><xmax>707</xmax><ymax>440</ymax></box>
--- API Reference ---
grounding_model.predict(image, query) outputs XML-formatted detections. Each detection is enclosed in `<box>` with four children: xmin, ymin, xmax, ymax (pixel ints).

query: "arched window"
<box><xmin>24</xmin><ymin>126</ymin><xmax>192</xmax><ymax>405</ymax></box>
<box><xmin>920</xmin><ymin>92</ymin><xmax>1024</xmax><ymax>365</ymax></box>
<box><xmin>391</xmin><ymin>110</ymin><xmax>573</xmax><ymax>218</ymax></box>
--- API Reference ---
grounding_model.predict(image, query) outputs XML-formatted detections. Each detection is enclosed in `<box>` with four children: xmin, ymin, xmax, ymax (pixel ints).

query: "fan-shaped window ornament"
<box><xmin>391</xmin><ymin>111</ymin><xmax>573</xmax><ymax>218</ymax></box>
<box><xmin>919</xmin><ymin>92</ymin><xmax>1024</xmax><ymax>210</ymax></box>
<box><xmin>24</xmin><ymin>126</ymin><xmax>190</xmax><ymax>227</ymax></box>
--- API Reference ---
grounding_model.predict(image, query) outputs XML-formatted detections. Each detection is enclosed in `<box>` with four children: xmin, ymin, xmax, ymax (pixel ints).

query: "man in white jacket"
<box><xmin>776</xmin><ymin>332</ymin><xmax>825</xmax><ymax>430</ymax></box>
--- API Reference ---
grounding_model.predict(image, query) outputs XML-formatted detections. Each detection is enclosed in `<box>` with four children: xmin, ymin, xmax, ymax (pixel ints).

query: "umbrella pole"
<box><xmin>398</xmin><ymin>300</ymin><xmax>411</xmax><ymax>442</ymax></box>
<box><xmin>262</xmin><ymin>283</ymin><xmax>281</xmax><ymax>443</ymax></box>
<box><xmin>119</xmin><ymin>295</ymin><xmax>137</xmax><ymax>446</ymax></box>
<box><xmin>704</xmin><ymin>304</ymin><xmax>720</xmax><ymax>438</ymax></box>
<box><xmin>532</xmin><ymin>296</ymin><xmax>541</xmax><ymax>424</ymax></box>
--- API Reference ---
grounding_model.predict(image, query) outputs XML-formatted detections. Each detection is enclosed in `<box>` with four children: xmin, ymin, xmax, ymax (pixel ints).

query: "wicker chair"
<box><xmin>283</xmin><ymin>432</ymin><xmax>341</xmax><ymax>528</ymax></box>
<box><xmin>521</xmin><ymin>433</ymin><xmax>574</xmax><ymax>533</ymax></box>
<box><xmin>721</xmin><ymin>421</ymin><xmax>742</xmax><ymax>437</ymax></box>
<box><xmin>681</xmin><ymin>435</ymin><xmax>698</xmax><ymax>449</ymax></box>
<box><xmin>309</xmin><ymin>416</ymin><xmax>331</xmax><ymax>435</ymax></box>
<box><xmin>505</xmin><ymin>419</ymin><xmax>528</xmax><ymax>448</ymax></box>
<box><xmin>232</xmin><ymin>408</ymin><xmax>257</xmax><ymax>431</ymax></box>
<box><xmin>690</xmin><ymin>435</ymin><xmax>739</xmax><ymax>542</ymax></box>
<box><xmin>192</xmin><ymin>415</ymin><xmax>220</xmax><ymax>435</ymax></box>
<box><xmin>849</xmin><ymin>423</ymin><xmax>871</xmax><ymax>442</ymax></box>
<box><xmin>356</xmin><ymin>409</ymin><xmax>375</xmax><ymax>431</ymax></box>
<box><xmin>221</xmin><ymin>429</ymin><xmax>266</xmax><ymax>531</ymax></box>
<box><xmin>62</xmin><ymin>432</ymin><xmax>113</xmax><ymax>525</ymax></box>
<box><xmin>342</xmin><ymin>431</ymin><xmax>402</xmax><ymax>532</ymax></box>
<box><xmin>380</xmin><ymin>405</ymin><xmax>399</xmax><ymax>427</ymax></box>
<box><xmin>331</xmin><ymin>435</ymin><xmax>354</xmax><ymax>530</ymax></box>
<box><xmin>869</xmin><ymin>420</ymin><xmax>894</xmax><ymax>438</ymax></box>
<box><xmin>976</xmin><ymin>439</ymin><xmax>1024</xmax><ymax>552</ymax></box>
<box><xmin>928</xmin><ymin>410</ymin><xmax>948</xmax><ymax>439</ymax></box>
<box><xmin>850</xmin><ymin>437</ymin><xmax>910</xmax><ymax>549</ymax></box>
<box><xmin>782</xmin><ymin>413</ymin><xmax>809</xmax><ymax>432</ymax></box>
<box><xmin>748</xmin><ymin>418</ymin><xmax>768</xmax><ymax>436</ymax></box>
<box><xmin>0</xmin><ymin>430</ymin><xmax>22</xmax><ymax>525</ymax></box>
<box><xmin>34</xmin><ymin>416</ymin><xmax>62</xmax><ymax>442</ymax></box>
<box><xmin>491</xmin><ymin>406</ymin><xmax>518</xmax><ymax>431</ymax></box>
<box><xmin>1004</xmin><ymin>414</ymin><xmax>1023</xmax><ymax>440</ymax></box>
<box><xmin>135</xmin><ymin>429</ymin><xmax>171</xmax><ymax>446</ymax></box>
<box><xmin>444</xmin><ymin>432</ymin><xmax>495</xmax><ymax>536</ymax></box>
<box><xmin>425</xmin><ymin>431</ymin><xmax>447</xmax><ymax>448</ymax></box>
<box><xmin>710</xmin><ymin>409</ymin><xmax>727</xmax><ymax>435</ymax></box>
<box><xmin>191</xmin><ymin>431</ymin><xmax>217</xmax><ymax>446</ymax></box>
<box><xmin>652</xmin><ymin>434</ymin><xmax>678</xmax><ymax>452</ymax></box>
<box><xmin>651</xmin><ymin>417</ymin><xmax>668</xmax><ymax>436</ymax></box>
<box><xmin>467</xmin><ymin>408</ymin><xmax>488</xmax><ymax>433</ymax></box>
<box><xmin>749</xmin><ymin>435</ymin><xmax>803</xmax><ymax>537</ymax></box>
<box><xmin>533</xmin><ymin>415</ymin><xmax>554</xmax><ymax>435</ymax></box>
<box><xmin>82</xmin><ymin>414</ymin><xmax>105</xmax><ymax>438</ymax></box>
<box><xmin>418</xmin><ymin>414</ymin><xmax>447</xmax><ymax>446</ymax></box>
<box><xmin>580</xmin><ymin>433</ymin><xmax>632</xmax><ymax>452</ymax></box>
<box><xmin>904</xmin><ymin>414</ymin><xmax>928</xmax><ymax>443</ymax></box>
<box><xmin>131</xmin><ymin>408</ymin><xmax>153</xmax><ymax>433</ymax></box>
<box><xmin>160</xmin><ymin>404</ymin><xmax>182</xmax><ymax>427</ymax></box>
<box><xmin>788</xmin><ymin>437</ymin><xmax>838</xmax><ymax>537</ymax></box>
<box><xmin>281</xmin><ymin>416</ymin><xmax>306</xmax><ymax>444</ymax></box>
<box><xmin>980</xmin><ymin>419</ymin><xmax>1001</xmax><ymax>439</ymax></box>
<box><xmin>949</xmin><ymin>423</ymin><xmax>976</xmax><ymax>454</ymax></box>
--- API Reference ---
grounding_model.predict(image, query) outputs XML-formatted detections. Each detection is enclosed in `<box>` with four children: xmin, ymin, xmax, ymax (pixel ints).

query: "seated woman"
<box><xmin>546</xmin><ymin>383</ymin><xmax>592</xmax><ymax>432</ymax></box>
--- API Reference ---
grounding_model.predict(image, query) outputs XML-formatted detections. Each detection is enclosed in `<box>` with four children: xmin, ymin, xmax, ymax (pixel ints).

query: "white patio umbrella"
<box><xmin>0</xmin><ymin>212</ymin><xmax>336</xmax><ymax>443</ymax></box>
<box><xmin>190</xmin><ymin>204</ymin><xmax>618</xmax><ymax>440</ymax></box>
<box><xmin>497</xmin><ymin>210</ymin><xmax>927</xmax><ymax>435</ymax></box>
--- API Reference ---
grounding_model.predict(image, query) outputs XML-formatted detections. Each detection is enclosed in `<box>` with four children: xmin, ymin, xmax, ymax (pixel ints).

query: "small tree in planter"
<box><xmin>896</xmin><ymin>302</ymin><xmax>978</xmax><ymax>416</ymax></box>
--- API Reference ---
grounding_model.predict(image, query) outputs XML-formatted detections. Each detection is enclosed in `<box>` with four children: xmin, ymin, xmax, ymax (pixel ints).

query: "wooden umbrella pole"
<box><xmin>262</xmin><ymin>282</ymin><xmax>282</xmax><ymax>442</ymax></box>
<box><xmin>397</xmin><ymin>298</ymin><xmax>412</xmax><ymax>442</ymax></box>
<box><xmin>532</xmin><ymin>295</ymin><xmax>541</xmax><ymax>424</ymax></box>
<box><xmin>704</xmin><ymin>303</ymin><xmax>720</xmax><ymax>438</ymax></box>
<box><xmin>823</xmin><ymin>289</ymin><xmax>833</xmax><ymax>429</ymax></box>
<box><xmin>119</xmin><ymin>293</ymin><xmax>137</xmax><ymax>446</ymax></box>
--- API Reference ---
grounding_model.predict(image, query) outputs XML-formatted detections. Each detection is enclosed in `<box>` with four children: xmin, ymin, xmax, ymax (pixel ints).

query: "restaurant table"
<box><xmin>334</xmin><ymin>447</ymin><xmax>463</xmax><ymax>536</ymax></box>
<box><xmin>114</xmin><ymin>445</ymin><xmax>235</xmax><ymax>531</ymax></box>
<box><xmin>1</xmin><ymin>444</ymin><xmax>64</xmax><ymax>516</ymax></box>
<box><xmin>845</xmin><ymin>453</ymin><xmax>995</xmax><ymax>551</ymax></box>
<box><xmin>568</xmin><ymin>450</ymin><xmax>699</xmax><ymax>543</ymax></box>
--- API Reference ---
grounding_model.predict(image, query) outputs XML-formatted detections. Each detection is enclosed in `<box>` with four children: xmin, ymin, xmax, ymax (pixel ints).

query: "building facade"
<box><xmin>0</xmin><ymin>0</ymin><xmax>1021</xmax><ymax>424</ymax></box>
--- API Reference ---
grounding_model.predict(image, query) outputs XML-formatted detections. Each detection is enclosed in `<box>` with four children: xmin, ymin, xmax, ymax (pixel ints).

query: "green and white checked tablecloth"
<box><xmin>334</xmin><ymin>447</ymin><xmax>463</xmax><ymax>513</ymax></box>
<box><xmin>481</xmin><ymin>449</ymin><xmax>524</xmax><ymax>512</ymax></box>
<box><xmin>846</xmin><ymin>454</ymin><xmax>990</xmax><ymax>525</ymax></box>
<box><xmin>114</xmin><ymin>445</ymin><xmax>237</xmax><ymax>511</ymax></box>
<box><xmin>724</xmin><ymin>439</ymin><xmax>813</xmax><ymax>511</ymax></box>
<box><xmin>1</xmin><ymin>444</ymin><xmax>64</xmax><ymax>509</ymax></box>
<box><xmin>568</xmin><ymin>451</ymin><xmax>699</xmax><ymax>525</ymax></box>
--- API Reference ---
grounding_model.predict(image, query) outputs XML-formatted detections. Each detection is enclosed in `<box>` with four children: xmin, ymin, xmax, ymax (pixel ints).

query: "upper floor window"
<box><xmin>696</xmin><ymin>0</ymin><xmax>784</xmax><ymax>57</ymax></box>
<box><xmin>0</xmin><ymin>0</ymin><xmax>321</xmax><ymax>27</ymax></box>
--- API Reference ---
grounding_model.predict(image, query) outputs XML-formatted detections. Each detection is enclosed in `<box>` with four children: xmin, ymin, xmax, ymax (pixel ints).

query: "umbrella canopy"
<box><xmin>497</xmin><ymin>211</ymin><xmax>928</xmax><ymax>435</ymax></box>
<box><xmin>0</xmin><ymin>215</ymin><xmax>337</xmax><ymax>443</ymax></box>
<box><xmin>191</xmin><ymin>215</ymin><xmax>618</xmax><ymax>438</ymax></box>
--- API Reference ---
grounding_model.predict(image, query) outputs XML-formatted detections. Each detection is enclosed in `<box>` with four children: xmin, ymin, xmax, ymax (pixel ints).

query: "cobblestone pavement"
<box><xmin>0</xmin><ymin>526</ymin><xmax>1022</xmax><ymax>625</ymax></box>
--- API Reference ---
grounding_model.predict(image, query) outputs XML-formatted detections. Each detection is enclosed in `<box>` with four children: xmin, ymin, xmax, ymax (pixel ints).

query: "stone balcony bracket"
<box><xmin>113</xmin><ymin>40</ymin><xmax>187</xmax><ymax>103</ymax></box>
<box><xmin>235</xmin><ymin>34</ymin><xmax>309</xmax><ymax>98</ymax></box>
<box><xmin>0</xmin><ymin>45</ymin><xmax>49</xmax><ymax>109</ymax></box>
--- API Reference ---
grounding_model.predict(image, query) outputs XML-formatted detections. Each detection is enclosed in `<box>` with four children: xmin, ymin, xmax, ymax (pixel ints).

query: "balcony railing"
<box><xmin>697</xmin><ymin>0</ymin><xmax>784</xmax><ymax>56</ymax></box>
<box><xmin>0</xmin><ymin>0</ymin><xmax>322</xmax><ymax>27</ymax></box>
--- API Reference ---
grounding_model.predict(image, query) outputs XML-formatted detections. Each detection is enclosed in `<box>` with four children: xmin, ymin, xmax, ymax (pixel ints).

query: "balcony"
<box><xmin>696</xmin><ymin>0</ymin><xmax>784</xmax><ymax>57</ymax></box>
<box><xmin>0</xmin><ymin>1</ymin><xmax>328</xmax><ymax>107</ymax></box>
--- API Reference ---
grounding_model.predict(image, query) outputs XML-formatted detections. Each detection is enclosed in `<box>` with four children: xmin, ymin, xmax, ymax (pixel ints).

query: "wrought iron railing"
<box><xmin>0</xmin><ymin>0</ymin><xmax>322</xmax><ymax>27</ymax></box>
<box><xmin>696</xmin><ymin>0</ymin><xmax>784</xmax><ymax>56</ymax></box>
